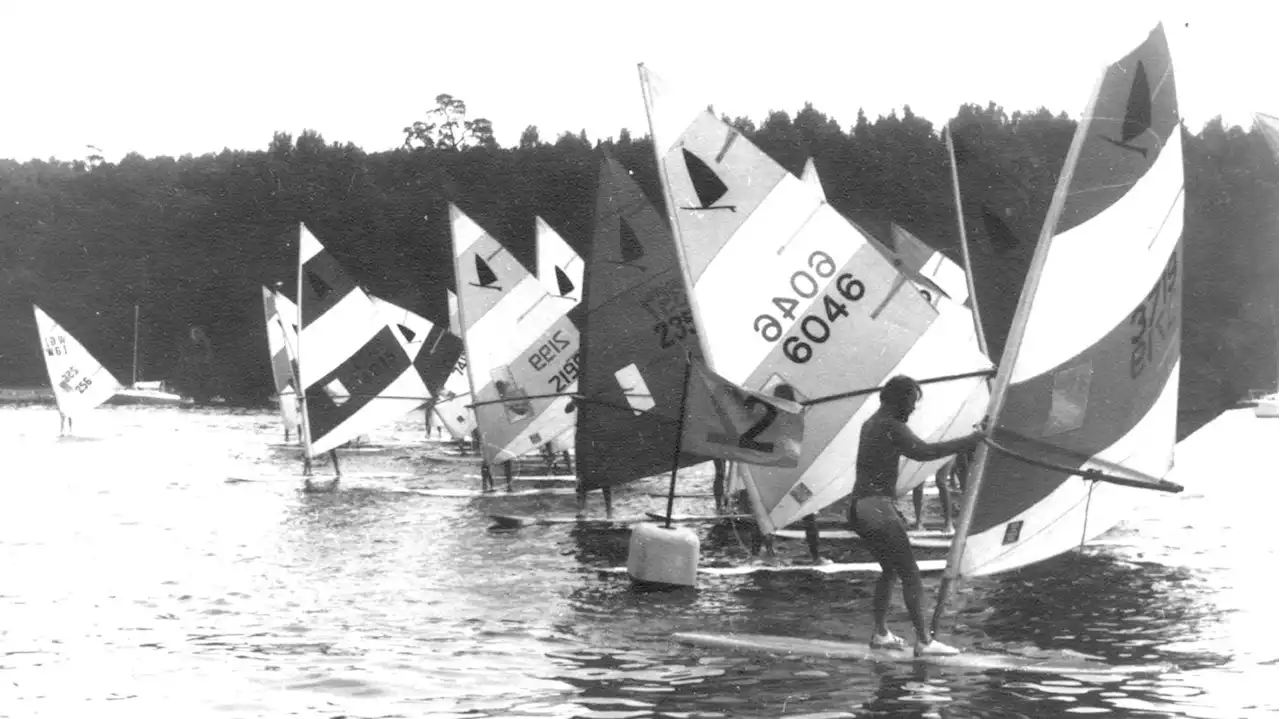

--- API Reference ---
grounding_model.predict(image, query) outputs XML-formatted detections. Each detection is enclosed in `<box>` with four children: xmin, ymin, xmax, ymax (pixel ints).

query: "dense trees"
<box><xmin>1</xmin><ymin>99</ymin><xmax>1274</xmax><ymax>434</ymax></box>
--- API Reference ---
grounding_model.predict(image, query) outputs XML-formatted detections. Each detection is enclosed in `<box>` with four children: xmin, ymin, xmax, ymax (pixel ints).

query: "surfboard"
<box><xmin>644</xmin><ymin>491</ymin><xmax>717</xmax><ymax>499</ymax></box>
<box><xmin>775</xmin><ymin>528</ymin><xmax>954</xmax><ymax>548</ymax></box>
<box><xmin>489</xmin><ymin>514</ymin><xmax>636</xmax><ymax>528</ymax></box>
<box><xmin>225</xmin><ymin>471</ymin><xmax>412</xmax><ymax>484</ymax></box>
<box><xmin>643</xmin><ymin>512</ymin><xmax>751</xmax><ymax>523</ymax></box>
<box><xmin>463</xmin><ymin>473</ymin><xmax>577</xmax><ymax>484</ymax></box>
<box><xmin>671</xmin><ymin>632</ymin><xmax>1171</xmax><ymax>676</ymax></box>
<box><xmin>600</xmin><ymin>559</ymin><xmax>946</xmax><ymax>577</ymax></box>
<box><xmin>415</xmin><ymin>487</ymin><xmax>578</xmax><ymax>499</ymax></box>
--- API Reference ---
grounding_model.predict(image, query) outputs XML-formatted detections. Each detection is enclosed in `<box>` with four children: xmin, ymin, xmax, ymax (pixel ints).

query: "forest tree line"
<box><xmin>0</xmin><ymin>99</ymin><xmax>1274</xmax><ymax>436</ymax></box>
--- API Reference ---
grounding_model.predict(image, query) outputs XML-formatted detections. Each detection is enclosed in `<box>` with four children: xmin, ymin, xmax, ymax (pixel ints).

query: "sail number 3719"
<box><xmin>752</xmin><ymin>250</ymin><xmax>864</xmax><ymax>364</ymax></box>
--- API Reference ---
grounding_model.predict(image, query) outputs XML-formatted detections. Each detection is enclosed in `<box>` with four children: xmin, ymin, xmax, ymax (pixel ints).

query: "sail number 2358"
<box><xmin>753</xmin><ymin>250</ymin><xmax>865</xmax><ymax>364</ymax></box>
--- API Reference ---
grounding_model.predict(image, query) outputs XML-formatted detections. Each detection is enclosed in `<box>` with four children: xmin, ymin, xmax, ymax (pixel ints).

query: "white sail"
<box><xmin>450</xmin><ymin>205</ymin><xmax>578</xmax><ymax>463</ymax></box>
<box><xmin>367</xmin><ymin>294</ymin><xmax>461</xmax><ymax>409</ymax></box>
<box><xmin>433</xmin><ymin>289</ymin><xmax>478</xmax><ymax>441</ymax></box>
<box><xmin>261</xmin><ymin>286</ymin><xmax>300</xmax><ymax>435</ymax></box>
<box><xmin>639</xmin><ymin>64</ymin><xmax>992</xmax><ymax>533</ymax></box>
<box><xmin>949</xmin><ymin>23</ymin><xmax>1184</xmax><ymax>578</ymax></box>
<box><xmin>33</xmin><ymin>305</ymin><xmax>121</xmax><ymax>419</ymax></box>
<box><xmin>295</xmin><ymin>223</ymin><xmax>432</xmax><ymax>457</ymax></box>
<box><xmin>536</xmin><ymin>216</ymin><xmax>584</xmax><ymax>308</ymax></box>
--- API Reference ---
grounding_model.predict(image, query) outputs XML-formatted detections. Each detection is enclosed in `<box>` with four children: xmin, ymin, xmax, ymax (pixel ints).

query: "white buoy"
<box><xmin>627</xmin><ymin>522</ymin><xmax>699</xmax><ymax>588</ymax></box>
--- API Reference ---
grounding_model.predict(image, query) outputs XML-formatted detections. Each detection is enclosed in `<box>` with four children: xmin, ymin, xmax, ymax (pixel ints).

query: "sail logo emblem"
<box><xmin>1002</xmin><ymin>520</ymin><xmax>1024</xmax><ymax>545</ymax></box>
<box><xmin>788</xmin><ymin>482</ymin><xmax>813</xmax><ymax>505</ymax></box>
<box><xmin>472</xmin><ymin>254</ymin><xmax>501</xmax><ymax>291</ymax></box>
<box><xmin>1100</xmin><ymin>61</ymin><xmax>1154</xmax><ymax>159</ymax></box>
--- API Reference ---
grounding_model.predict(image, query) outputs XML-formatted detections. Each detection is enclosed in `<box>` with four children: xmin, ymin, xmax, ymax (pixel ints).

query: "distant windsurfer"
<box><xmin>850</xmin><ymin>375</ymin><xmax>981</xmax><ymax>656</ymax></box>
<box><xmin>912</xmin><ymin>450</ymin><xmax>969</xmax><ymax>534</ymax></box>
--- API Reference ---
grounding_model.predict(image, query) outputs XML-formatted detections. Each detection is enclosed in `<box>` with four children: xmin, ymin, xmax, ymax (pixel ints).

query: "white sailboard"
<box><xmin>33</xmin><ymin>305</ymin><xmax>121</xmax><ymax>425</ymax></box>
<box><xmin>638</xmin><ymin>65</ymin><xmax>993</xmax><ymax>536</ymax></box>
<box><xmin>450</xmin><ymin>205</ymin><xmax>578</xmax><ymax>464</ymax></box>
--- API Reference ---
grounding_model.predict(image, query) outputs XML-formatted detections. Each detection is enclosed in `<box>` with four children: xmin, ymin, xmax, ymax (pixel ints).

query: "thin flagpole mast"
<box><xmin>943</xmin><ymin>123</ymin><xmax>991</xmax><ymax>359</ymax></box>
<box><xmin>930</xmin><ymin>68</ymin><xmax>1107</xmax><ymax>637</ymax></box>
<box><xmin>296</xmin><ymin>224</ymin><xmax>314</xmax><ymax>471</ymax></box>
<box><xmin>664</xmin><ymin>357</ymin><xmax>695</xmax><ymax>529</ymax></box>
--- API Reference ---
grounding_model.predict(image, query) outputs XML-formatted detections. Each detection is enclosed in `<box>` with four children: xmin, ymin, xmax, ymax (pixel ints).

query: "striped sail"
<box><xmin>805</xmin><ymin>160</ymin><xmax>969</xmax><ymax>306</ymax></box>
<box><xmin>953</xmin><ymin>23</ymin><xmax>1183</xmax><ymax>577</ymax></box>
<box><xmin>450</xmin><ymin>205</ymin><xmax>578</xmax><ymax>464</ymax></box>
<box><xmin>639</xmin><ymin>65</ymin><xmax>993</xmax><ymax>533</ymax></box>
<box><xmin>432</xmin><ymin>290</ymin><xmax>478</xmax><ymax>441</ymax></box>
<box><xmin>577</xmin><ymin>154</ymin><xmax>708</xmax><ymax>490</ymax></box>
<box><xmin>295</xmin><ymin>223</ymin><xmax>431</xmax><ymax>456</ymax></box>
<box><xmin>1255</xmin><ymin>112</ymin><xmax>1279</xmax><ymax>158</ymax></box>
<box><xmin>368</xmin><ymin>295</ymin><xmax>461</xmax><ymax>406</ymax></box>
<box><xmin>261</xmin><ymin>286</ymin><xmax>300</xmax><ymax>435</ymax></box>
<box><xmin>536</xmin><ymin>217</ymin><xmax>584</xmax><ymax>308</ymax></box>
<box><xmin>33</xmin><ymin>305</ymin><xmax>121</xmax><ymax>419</ymax></box>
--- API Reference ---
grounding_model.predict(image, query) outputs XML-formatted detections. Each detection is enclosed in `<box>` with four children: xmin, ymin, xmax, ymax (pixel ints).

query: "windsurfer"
<box><xmin>850</xmin><ymin>375</ymin><xmax>981</xmax><ymax>656</ymax></box>
<box><xmin>912</xmin><ymin>449</ymin><xmax>969</xmax><ymax>534</ymax></box>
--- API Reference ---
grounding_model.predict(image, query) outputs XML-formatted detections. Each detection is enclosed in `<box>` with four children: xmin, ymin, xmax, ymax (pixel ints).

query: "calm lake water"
<box><xmin>0</xmin><ymin>404</ymin><xmax>1275</xmax><ymax>718</ymax></box>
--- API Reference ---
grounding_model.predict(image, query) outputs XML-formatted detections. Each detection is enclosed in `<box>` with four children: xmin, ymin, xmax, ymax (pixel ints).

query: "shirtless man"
<box><xmin>849</xmin><ymin>375</ymin><xmax>980</xmax><ymax>656</ymax></box>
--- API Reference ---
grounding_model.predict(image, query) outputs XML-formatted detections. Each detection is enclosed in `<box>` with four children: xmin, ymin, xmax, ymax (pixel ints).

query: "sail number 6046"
<box><xmin>752</xmin><ymin>251</ymin><xmax>864</xmax><ymax>364</ymax></box>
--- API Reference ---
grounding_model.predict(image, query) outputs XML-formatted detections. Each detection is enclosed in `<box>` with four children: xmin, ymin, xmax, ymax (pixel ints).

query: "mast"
<box><xmin>132</xmin><ymin>304</ymin><xmax>140</xmax><ymax>386</ymax></box>
<box><xmin>930</xmin><ymin>69</ymin><xmax>1107</xmax><ymax>636</ymax></box>
<box><xmin>943</xmin><ymin>124</ymin><xmax>991</xmax><ymax>358</ymax></box>
<box><xmin>296</xmin><ymin>224</ymin><xmax>314</xmax><ymax>467</ymax></box>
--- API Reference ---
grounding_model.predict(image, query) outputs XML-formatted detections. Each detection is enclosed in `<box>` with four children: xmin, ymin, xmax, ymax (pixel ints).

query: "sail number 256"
<box><xmin>752</xmin><ymin>250</ymin><xmax>865</xmax><ymax>364</ymax></box>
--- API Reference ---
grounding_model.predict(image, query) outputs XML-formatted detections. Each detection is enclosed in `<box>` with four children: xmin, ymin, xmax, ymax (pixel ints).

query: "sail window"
<box><xmin>1044</xmin><ymin>362</ymin><xmax>1093</xmax><ymax>436</ymax></box>
<box><xmin>1002</xmin><ymin>520</ymin><xmax>1024</xmax><ymax>545</ymax></box>
<box><xmin>614</xmin><ymin>363</ymin><xmax>655</xmax><ymax>415</ymax></box>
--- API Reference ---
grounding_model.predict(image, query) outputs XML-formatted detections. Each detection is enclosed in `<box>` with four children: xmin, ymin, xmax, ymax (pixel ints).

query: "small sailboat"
<box><xmin>33</xmin><ymin>305</ymin><xmax>122</xmax><ymax>434</ymax></box>
<box><xmin>637</xmin><ymin>64</ymin><xmax>993</xmax><ymax>537</ymax></box>
<box><xmin>108</xmin><ymin>304</ymin><xmax>192</xmax><ymax>406</ymax></box>
<box><xmin>932</xmin><ymin>23</ymin><xmax>1186</xmax><ymax>631</ymax></box>
<box><xmin>449</xmin><ymin>205</ymin><xmax>578</xmax><ymax>466</ymax></box>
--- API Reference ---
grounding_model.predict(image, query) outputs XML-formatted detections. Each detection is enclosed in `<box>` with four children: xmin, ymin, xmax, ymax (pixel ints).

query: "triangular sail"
<box><xmin>368</xmin><ymin>295</ymin><xmax>462</xmax><ymax>405</ymax></box>
<box><xmin>450</xmin><ymin>204</ymin><xmax>578</xmax><ymax>464</ymax></box>
<box><xmin>639</xmin><ymin>65</ymin><xmax>993</xmax><ymax>533</ymax></box>
<box><xmin>33</xmin><ymin>305</ymin><xmax>121</xmax><ymax>419</ymax></box>
<box><xmin>261</xmin><ymin>286</ymin><xmax>300</xmax><ymax>435</ymax></box>
<box><xmin>948</xmin><ymin>23</ymin><xmax>1184</xmax><ymax>579</ymax></box>
<box><xmin>577</xmin><ymin>154</ymin><xmax>708</xmax><ymax>489</ymax></box>
<box><xmin>433</xmin><ymin>289</ymin><xmax>478</xmax><ymax>441</ymax></box>
<box><xmin>295</xmin><ymin>223</ymin><xmax>432</xmax><ymax>456</ymax></box>
<box><xmin>1254</xmin><ymin>112</ymin><xmax>1279</xmax><ymax>159</ymax></box>
<box><xmin>536</xmin><ymin>217</ymin><xmax>584</xmax><ymax>307</ymax></box>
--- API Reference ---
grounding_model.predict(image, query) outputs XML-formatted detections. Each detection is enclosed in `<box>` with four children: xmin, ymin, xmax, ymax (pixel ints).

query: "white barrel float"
<box><xmin>627</xmin><ymin>522</ymin><xmax>700</xmax><ymax>587</ymax></box>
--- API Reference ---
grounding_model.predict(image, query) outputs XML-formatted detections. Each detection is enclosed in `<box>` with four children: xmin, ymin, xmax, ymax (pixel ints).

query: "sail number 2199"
<box><xmin>752</xmin><ymin>250</ymin><xmax>865</xmax><ymax>364</ymax></box>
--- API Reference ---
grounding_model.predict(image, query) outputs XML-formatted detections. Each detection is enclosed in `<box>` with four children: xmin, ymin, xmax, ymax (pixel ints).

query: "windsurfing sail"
<box><xmin>940</xmin><ymin>23</ymin><xmax>1185</xmax><ymax>584</ymax></box>
<box><xmin>295</xmin><ymin>223</ymin><xmax>433</xmax><ymax>457</ymax></box>
<box><xmin>433</xmin><ymin>289</ymin><xmax>478</xmax><ymax>441</ymax></box>
<box><xmin>1255</xmin><ymin>112</ymin><xmax>1279</xmax><ymax>159</ymax></box>
<box><xmin>368</xmin><ymin>294</ymin><xmax>461</xmax><ymax>407</ymax></box>
<box><xmin>261</xmin><ymin>286</ymin><xmax>301</xmax><ymax>436</ymax></box>
<box><xmin>536</xmin><ymin>217</ymin><xmax>584</xmax><ymax>307</ymax></box>
<box><xmin>450</xmin><ymin>204</ymin><xmax>579</xmax><ymax>464</ymax></box>
<box><xmin>576</xmin><ymin>154</ymin><xmax>709</xmax><ymax>489</ymax></box>
<box><xmin>808</xmin><ymin>159</ymin><xmax>970</xmax><ymax>309</ymax></box>
<box><xmin>33</xmin><ymin>305</ymin><xmax>121</xmax><ymax>419</ymax></box>
<box><xmin>680</xmin><ymin>358</ymin><xmax>805</xmax><ymax>467</ymax></box>
<box><xmin>638</xmin><ymin>64</ymin><xmax>993</xmax><ymax>534</ymax></box>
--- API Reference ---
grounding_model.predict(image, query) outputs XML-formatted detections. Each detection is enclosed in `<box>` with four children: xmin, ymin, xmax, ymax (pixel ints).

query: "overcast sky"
<box><xmin>1</xmin><ymin>0</ymin><xmax>1273</xmax><ymax>164</ymax></box>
